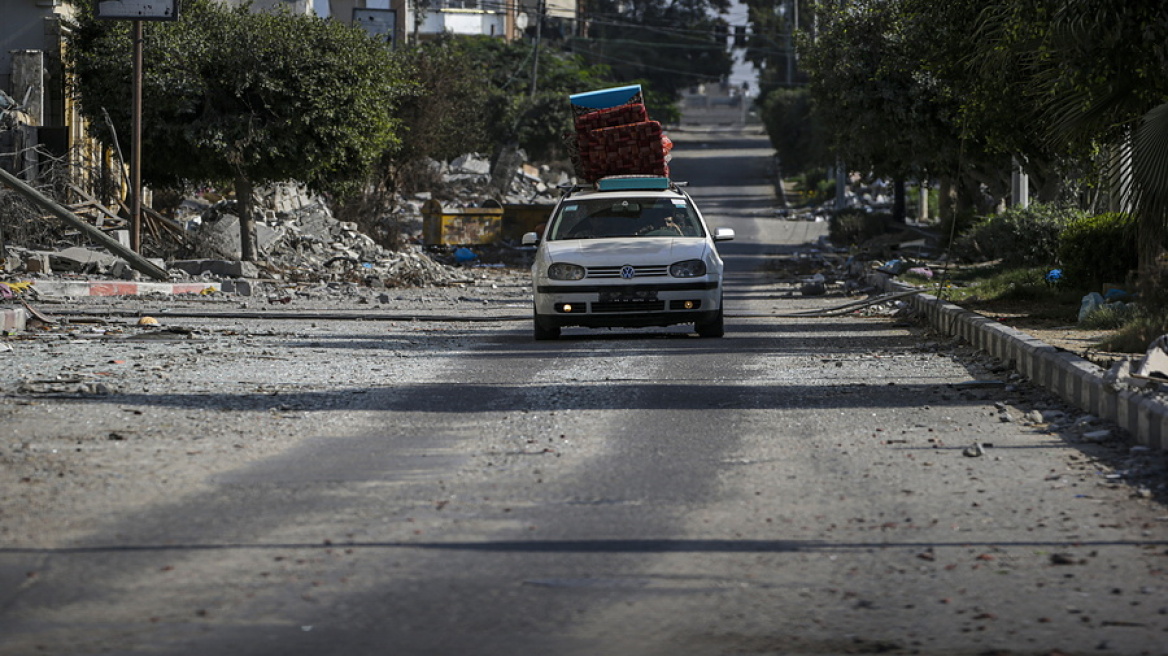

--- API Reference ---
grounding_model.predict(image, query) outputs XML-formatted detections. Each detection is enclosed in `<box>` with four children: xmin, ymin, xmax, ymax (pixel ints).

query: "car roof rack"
<box><xmin>594</xmin><ymin>176</ymin><xmax>675</xmax><ymax>192</ymax></box>
<box><xmin>557</xmin><ymin>177</ymin><xmax>690</xmax><ymax>197</ymax></box>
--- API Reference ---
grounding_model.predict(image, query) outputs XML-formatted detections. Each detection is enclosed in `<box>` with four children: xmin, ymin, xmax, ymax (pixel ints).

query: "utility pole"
<box><xmin>131</xmin><ymin>19</ymin><xmax>143</xmax><ymax>253</ymax></box>
<box><xmin>786</xmin><ymin>0</ymin><xmax>797</xmax><ymax>86</ymax></box>
<box><xmin>529</xmin><ymin>0</ymin><xmax>544</xmax><ymax>99</ymax></box>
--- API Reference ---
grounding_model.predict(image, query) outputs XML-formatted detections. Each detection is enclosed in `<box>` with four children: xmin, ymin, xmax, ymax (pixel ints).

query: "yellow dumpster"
<box><xmin>501</xmin><ymin>203</ymin><xmax>553</xmax><ymax>241</ymax></box>
<box><xmin>421</xmin><ymin>200</ymin><xmax>503</xmax><ymax>246</ymax></box>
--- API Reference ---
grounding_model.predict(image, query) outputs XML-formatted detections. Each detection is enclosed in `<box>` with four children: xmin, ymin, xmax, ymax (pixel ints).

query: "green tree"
<box><xmin>334</xmin><ymin>35</ymin><xmax>618</xmax><ymax>245</ymax></box>
<box><xmin>972</xmin><ymin>0</ymin><xmax>1168</xmax><ymax>277</ymax></box>
<box><xmin>442</xmin><ymin>35</ymin><xmax>614</xmax><ymax>162</ymax></box>
<box><xmin>67</xmin><ymin>0</ymin><xmax>409</xmax><ymax>260</ymax></box>
<box><xmin>799</xmin><ymin>0</ymin><xmax>1002</xmax><ymax>223</ymax></box>
<box><xmin>378</xmin><ymin>35</ymin><xmax>613</xmax><ymax>188</ymax></box>
<box><xmin>759</xmin><ymin>86</ymin><xmax>826</xmax><ymax>175</ymax></box>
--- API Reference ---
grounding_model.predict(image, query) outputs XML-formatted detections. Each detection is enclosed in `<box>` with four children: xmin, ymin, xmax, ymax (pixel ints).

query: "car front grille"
<box><xmin>591</xmin><ymin>301</ymin><xmax>668</xmax><ymax>313</ymax></box>
<box><xmin>586</xmin><ymin>265</ymin><xmax>669</xmax><ymax>279</ymax></box>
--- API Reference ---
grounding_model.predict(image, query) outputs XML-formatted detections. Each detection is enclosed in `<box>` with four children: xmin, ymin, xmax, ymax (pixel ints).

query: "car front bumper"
<box><xmin>533</xmin><ymin>279</ymin><xmax>722</xmax><ymax>328</ymax></box>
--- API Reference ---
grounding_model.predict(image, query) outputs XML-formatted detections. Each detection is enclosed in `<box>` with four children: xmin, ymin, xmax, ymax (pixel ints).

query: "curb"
<box><xmin>870</xmin><ymin>272</ymin><xmax>1167</xmax><ymax>452</ymax></box>
<box><xmin>26</xmin><ymin>280</ymin><xmax>222</xmax><ymax>298</ymax></box>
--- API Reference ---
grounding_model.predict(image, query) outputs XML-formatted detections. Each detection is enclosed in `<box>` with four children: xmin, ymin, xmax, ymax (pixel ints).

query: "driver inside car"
<box><xmin>634</xmin><ymin>206</ymin><xmax>683</xmax><ymax>236</ymax></box>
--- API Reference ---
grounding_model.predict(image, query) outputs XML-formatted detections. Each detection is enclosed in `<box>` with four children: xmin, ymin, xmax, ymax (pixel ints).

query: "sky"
<box><xmin>726</xmin><ymin>0</ymin><xmax>759</xmax><ymax>96</ymax></box>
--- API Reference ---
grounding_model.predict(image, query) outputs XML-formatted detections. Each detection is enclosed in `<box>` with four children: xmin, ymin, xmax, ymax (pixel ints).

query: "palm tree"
<box><xmin>990</xmin><ymin>1</ymin><xmax>1168</xmax><ymax>280</ymax></box>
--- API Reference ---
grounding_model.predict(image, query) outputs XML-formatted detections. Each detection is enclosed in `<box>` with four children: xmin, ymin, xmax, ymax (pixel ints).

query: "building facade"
<box><xmin>0</xmin><ymin>0</ymin><xmax>87</xmax><ymax>181</ymax></box>
<box><xmin>330</xmin><ymin>0</ymin><xmax>578</xmax><ymax>46</ymax></box>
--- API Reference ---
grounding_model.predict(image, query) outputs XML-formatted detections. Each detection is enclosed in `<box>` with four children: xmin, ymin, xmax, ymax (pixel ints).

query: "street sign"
<box><xmin>96</xmin><ymin>0</ymin><xmax>179</xmax><ymax>21</ymax></box>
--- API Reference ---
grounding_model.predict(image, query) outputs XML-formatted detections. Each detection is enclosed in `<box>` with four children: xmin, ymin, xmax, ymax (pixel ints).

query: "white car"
<box><xmin>522</xmin><ymin>176</ymin><xmax>734</xmax><ymax>340</ymax></box>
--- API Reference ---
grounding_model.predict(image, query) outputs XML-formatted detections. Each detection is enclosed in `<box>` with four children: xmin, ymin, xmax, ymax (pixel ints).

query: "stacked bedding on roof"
<box><xmin>569</xmin><ymin>85</ymin><xmax>673</xmax><ymax>183</ymax></box>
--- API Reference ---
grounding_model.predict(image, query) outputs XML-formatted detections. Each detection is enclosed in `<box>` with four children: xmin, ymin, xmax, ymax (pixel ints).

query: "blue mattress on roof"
<box><xmin>569</xmin><ymin>85</ymin><xmax>643</xmax><ymax>110</ymax></box>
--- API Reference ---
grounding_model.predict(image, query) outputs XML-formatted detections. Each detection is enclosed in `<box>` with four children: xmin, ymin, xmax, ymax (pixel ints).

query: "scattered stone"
<box><xmin>1040</xmin><ymin>409</ymin><xmax>1067</xmax><ymax>423</ymax></box>
<box><xmin>962</xmin><ymin>443</ymin><xmax>986</xmax><ymax>458</ymax></box>
<box><xmin>1082</xmin><ymin>429</ymin><xmax>1113</xmax><ymax>443</ymax></box>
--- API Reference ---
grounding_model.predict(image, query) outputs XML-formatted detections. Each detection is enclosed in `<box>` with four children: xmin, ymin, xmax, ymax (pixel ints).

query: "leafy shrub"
<box><xmin>954</xmin><ymin>204</ymin><xmax>1084</xmax><ymax>266</ymax></box>
<box><xmin>790</xmin><ymin>169</ymin><xmax>834</xmax><ymax>205</ymax></box>
<box><xmin>829</xmin><ymin>209</ymin><xmax>892</xmax><ymax>247</ymax></box>
<box><xmin>1057</xmin><ymin>212</ymin><xmax>1137</xmax><ymax>289</ymax></box>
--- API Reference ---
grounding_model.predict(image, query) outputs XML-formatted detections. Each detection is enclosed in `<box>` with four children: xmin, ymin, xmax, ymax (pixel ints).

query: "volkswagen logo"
<box><xmin>620</xmin><ymin>265</ymin><xmax>636</xmax><ymax>279</ymax></box>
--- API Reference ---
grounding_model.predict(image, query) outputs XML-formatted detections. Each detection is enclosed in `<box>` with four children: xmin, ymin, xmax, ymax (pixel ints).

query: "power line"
<box><xmin>572</xmin><ymin>37</ymin><xmax>728</xmax><ymax>52</ymax></box>
<box><xmin>578</xmin><ymin>48</ymin><xmax>726</xmax><ymax>80</ymax></box>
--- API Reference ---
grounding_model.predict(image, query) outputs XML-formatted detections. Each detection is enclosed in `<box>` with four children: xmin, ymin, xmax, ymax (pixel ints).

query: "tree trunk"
<box><xmin>892</xmin><ymin>178</ymin><xmax>906</xmax><ymax>222</ymax></box>
<box><xmin>938</xmin><ymin>174</ymin><xmax>979</xmax><ymax>242</ymax></box>
<box><xmin>236</xmin><ymin>174</ymin><xmax>256</xmax><ymax>262</ymax></box>
<box><xmin>938</xmin><ymin>176</ymin><xmax>954</xmax><ymax>227</ymax></box>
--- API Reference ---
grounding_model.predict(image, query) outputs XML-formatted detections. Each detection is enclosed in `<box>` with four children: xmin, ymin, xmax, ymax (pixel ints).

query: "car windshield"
<box><xmin>548</xmin><ymin>196</ymin><xmax>704</xmax><ymax>240</ymax></box>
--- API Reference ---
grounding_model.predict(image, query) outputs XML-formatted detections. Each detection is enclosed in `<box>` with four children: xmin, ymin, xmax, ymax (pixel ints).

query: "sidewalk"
<box><xmin>1</xmin><ymin>280</ymin><xmax>223</xmax><ymax>332</ymax></box>
<box><xmin>870</xmin><ymin>271</ymin><xmax>1167</xmax><ymax>452</ymax></box>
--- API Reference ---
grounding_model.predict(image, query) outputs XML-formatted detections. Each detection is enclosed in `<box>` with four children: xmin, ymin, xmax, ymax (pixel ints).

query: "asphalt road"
<box><xmin>2</xmin><ymin>130</ymin><xmax>1166</xmax><ymax>655</ymax></box>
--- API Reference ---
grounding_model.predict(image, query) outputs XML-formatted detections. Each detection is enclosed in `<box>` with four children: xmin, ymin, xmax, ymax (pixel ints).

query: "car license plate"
<box><xmin>599</xmin><ymin>289</ymin><xmax>657</xmax><ymax>303</ymax></box>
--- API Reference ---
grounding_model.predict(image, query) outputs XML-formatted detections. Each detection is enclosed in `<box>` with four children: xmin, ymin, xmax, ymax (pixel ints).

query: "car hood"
<box><xmin>543</xmin><ymin>238</ymin><xmax>710</xmax><ymax>264</ymax></box>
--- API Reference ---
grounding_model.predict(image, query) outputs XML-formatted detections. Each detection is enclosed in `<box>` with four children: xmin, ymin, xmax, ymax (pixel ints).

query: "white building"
<box><xmin>213</xmin><ymin>0</ymin><xmax>314</xmax><ymax>15</ymax></box>
<box><xmin>329</xmin><ymin>0</ymin><xmax>578</xmax><ymax>46</ymax></box>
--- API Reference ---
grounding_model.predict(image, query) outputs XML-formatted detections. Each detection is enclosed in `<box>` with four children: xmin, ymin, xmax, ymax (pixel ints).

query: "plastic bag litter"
<box><xmin>1078</xmin><ymin>292</ymin><xmax>1105</xmax><ymax>323</ymax></box>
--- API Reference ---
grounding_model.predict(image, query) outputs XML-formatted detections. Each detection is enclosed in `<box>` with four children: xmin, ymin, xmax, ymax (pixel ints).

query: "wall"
<box><xmin>0</xmin><ymin>1</ymin><xmax>70</xmax><ymax>99</ymax></box>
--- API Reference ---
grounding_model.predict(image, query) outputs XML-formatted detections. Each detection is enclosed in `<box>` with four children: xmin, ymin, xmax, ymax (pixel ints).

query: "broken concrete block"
<box><xmin>1082</xmin><ymin>429</ymin><xmax>1113</xmax><ymax>443</ymax></box>
<box><xmin>218</xmin><ymin>279</ymin><xmax>254</xmax><ymax>296</ymax></box>
<box><xmin>0</xmin><ymin>308</ymin><xmax>28</xmax><ymax>332</ymax></box>
<box><xmin>169</xmin><ymin>259</ymin><xmax>259</xmax><ymax>278</ymax></box>
<box><xmin>52</xmin><ymin>247</ymin><xmax>118</xmax><ymax>272</ymax></box>
<box><xmin>1134</xmin><ymin>334</ymin><xmax>1168</xmax><ymax>380</ymax></box>
<box><xmin>24</xmin><ymin>255</ymin><xmax>51</xmax><ymax>274</ymax></box>
<box><xmin>452</xmin><ymin>153</ymin><xmax>491</xmax><ymax>175</ymax></box>
<box><xmin>108</xmin><ymin>260</ymin><xmax>140</xmax><ymax>280</ymax></box>
<box><xmin>194</xmin><ymin>214</ymin><xmax>284</xmax><ymax>260</ymax></box>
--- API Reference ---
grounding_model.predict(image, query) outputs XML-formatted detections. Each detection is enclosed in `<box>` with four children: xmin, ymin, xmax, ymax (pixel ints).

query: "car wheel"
<box><xmin>533</xmin><ymin>311</ymin><xmax>561</xmax><ymax>340</ymax></box>
<box><xmin>695</xmin><ymin>299</ymin><xmax>724</xmax><ymax>338</ymax></box>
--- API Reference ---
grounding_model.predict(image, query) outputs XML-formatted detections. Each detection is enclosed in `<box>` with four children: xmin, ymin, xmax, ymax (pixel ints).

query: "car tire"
<box><xmin>695</xmin><ymin>299</ymin><xmax>724</xmax><ymax>338</ymax></box>
<box><xmin>533</xmin><ymin>311</ymin><xmax>561</xmax><ymax>340</ymax></box>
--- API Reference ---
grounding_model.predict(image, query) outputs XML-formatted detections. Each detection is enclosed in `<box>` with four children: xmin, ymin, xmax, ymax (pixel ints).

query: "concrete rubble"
<box><xmin>0</xmin><ymin>152</ymin><xmax>565</xmax><ymax>298</ymax></box>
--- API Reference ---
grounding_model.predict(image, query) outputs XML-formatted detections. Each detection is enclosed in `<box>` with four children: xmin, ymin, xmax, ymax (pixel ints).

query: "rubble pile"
<box><xmin>0</xmin><ymin>149</ymin><xmax>576</xmax><ymax>291</ymax></box>
<box><xmin>1</xmin><ymin>149</ymin><xmax>568</xmax><ymax>292</ymax></box>
<box><xmin>182</xmin><ymin>152</ymin><xmax>572</xmax><ymax>286</ymax></box>
<box><xmin>192</xmin><ymin>200</ymin><xmax>472</xmax><ymax>288</ymax></box>
<box><xmin>403</xmin><ymin>152</ymin><xmax>568</xmax><ymax>207</ymax></box>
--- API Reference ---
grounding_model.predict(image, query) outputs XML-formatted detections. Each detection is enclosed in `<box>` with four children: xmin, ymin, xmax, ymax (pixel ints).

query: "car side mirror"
<box><xmin>713</xmin><ymin>227</ymin><xmax>735</xmax><ymax>242</ymax></box>
<box><xmin>521</xmin><ymin>231</ymin><xmax>540</xmax><ymax>246</ymax></box>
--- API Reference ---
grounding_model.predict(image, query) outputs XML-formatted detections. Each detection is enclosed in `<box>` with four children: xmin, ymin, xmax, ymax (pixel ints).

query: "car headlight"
<box><xmin>547</xmin><ymin>262</ymin><xmax>586</xmax><ymax>280</ymax></box>
<box><xmin>669</xmin><ymin>259</ymin><xmax>707</xmax><ymax>278</ymax></box>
